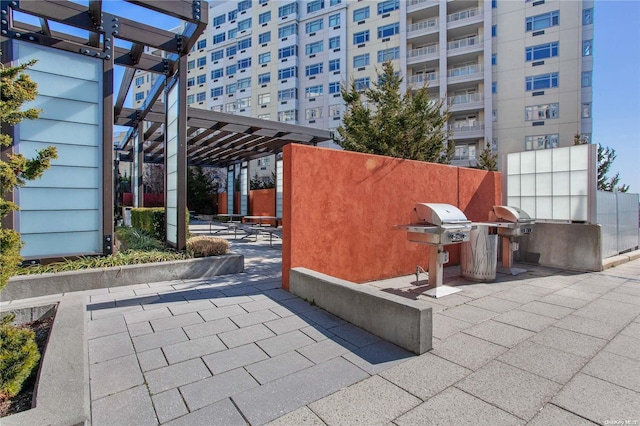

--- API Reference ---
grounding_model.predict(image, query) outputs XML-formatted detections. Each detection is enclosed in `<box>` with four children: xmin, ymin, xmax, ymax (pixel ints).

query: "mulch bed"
<box><xmin>0</xmin><ymin>316</ymin><xmax>53</xmax><ymax>417</ymax></box>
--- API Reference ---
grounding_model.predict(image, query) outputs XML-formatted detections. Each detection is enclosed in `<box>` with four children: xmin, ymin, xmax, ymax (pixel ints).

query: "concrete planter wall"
<box><xmin>1</xmin><ymin>254</ymin><xmax>244</xmax><ymax>302</ymax></box>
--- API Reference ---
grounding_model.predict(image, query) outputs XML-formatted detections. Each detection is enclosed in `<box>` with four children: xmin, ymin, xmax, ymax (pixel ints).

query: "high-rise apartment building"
<box><xmin>130</xmin><ymin>0</ymin><xmax>593</xmax><ymax>169</ymax></box>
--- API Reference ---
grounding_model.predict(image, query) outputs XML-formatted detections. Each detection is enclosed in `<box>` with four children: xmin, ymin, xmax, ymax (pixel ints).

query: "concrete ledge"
<box><xmin>289</xmin><ymin>267</ymin><xmax>432</xmax><ymax>355</ymax></box>
<box><xmin>1</xmin><ymin>254</ymin><xmax>244</xmax><ymax>302</ymax></box>
<box><xmin>3</xmin><ymin>294</ymin><xmax>89</xmax><ymax>426</ymax></box>
<box><xmin>603</xmin><ymin>249</ymin><xmax>640</xmax><ymax>269</ymax></box>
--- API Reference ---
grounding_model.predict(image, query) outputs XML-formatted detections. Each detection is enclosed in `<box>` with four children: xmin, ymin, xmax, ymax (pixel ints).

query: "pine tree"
<box><xmin>0</xmin><ymin>58</ymin><xmax>58</xmax><ymax>290</ymax></box>
<box><xmin>573</xmin><ymin>133</ymin><xmax>628</xmax><ymax>193</ymax></box>
<box><xmin>335</xmin><ymin>61</ymin><xmax>453</xmax><ymax>164</ymax></box>
<box><xmin>476</xmin><ymin>139</ymin><xmax>498</xmax><ymax>171</ymax></box>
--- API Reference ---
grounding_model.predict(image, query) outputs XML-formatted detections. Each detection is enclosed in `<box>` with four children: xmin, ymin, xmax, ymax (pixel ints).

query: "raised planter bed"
<box><xmin>1</xmin><ymin>254</ymin><xmax>244</xmax><ymax>302</ymax></box>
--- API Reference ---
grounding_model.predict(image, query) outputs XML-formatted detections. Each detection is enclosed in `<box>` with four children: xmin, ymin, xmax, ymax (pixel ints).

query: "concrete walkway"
<box><xmin>6</xmin><ymin>230</ymin><xmax>640</xmax><ymax>425</ymax></box>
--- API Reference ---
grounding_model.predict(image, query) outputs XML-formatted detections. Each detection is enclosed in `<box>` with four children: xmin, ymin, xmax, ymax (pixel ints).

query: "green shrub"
<box><xmin>131</xmin><ymin>208</ymin><xmax>165</xmax><ymax>241</ymax></box>
<box><xmin>0</xmin><ymin>229</ymin><xmax>23</xmax><ymax>291</ymax></box>
<box><xmin>115</xmin><ymin>227</ymin><xmax>164</xmax><ymax>251</ymax></box>
<box><xmin>187</xmin><ymin>236</ymin><xmax>230</xmax><ymax>257</ymax></box>
<box><xmin>0</xmin><ymin>314</ymin><xmax>41</xmax><ymax>398</ymax></box>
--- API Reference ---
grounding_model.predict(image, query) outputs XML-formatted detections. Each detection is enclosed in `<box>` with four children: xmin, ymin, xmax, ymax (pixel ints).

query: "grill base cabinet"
<box><xmin>489</xmin><ymin>206</ymin><xmax>535</xmax><ymax>275</ymax></box>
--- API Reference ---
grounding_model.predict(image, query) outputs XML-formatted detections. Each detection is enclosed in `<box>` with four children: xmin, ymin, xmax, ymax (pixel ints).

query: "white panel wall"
<box><xmin>14</xmin><ymin>41</ymin><xmax>102</xmax><ymax>257</ymax></box>
<box><xmin>598</xmin><ymin>191</ymin><xmax>640</xmax><ymax>258</ymax></box>
<box><xmin>507</xmin><ymin>144</ymin><xmax>595</xmax><ymax>222</ymax></box>
<box><xmin>166</xmin><ymin>83</ymin><xmax>179</xmax><ymax>244</ymax></box>
<box><xmin>240</xmin><ymin>165</ymin><xmax>248</xmax><ymax>215</ymax></box>
<box><xmin>227</xmin><ymin>168</ymin><xmax>234</xmax><ymax>214</ymax></box>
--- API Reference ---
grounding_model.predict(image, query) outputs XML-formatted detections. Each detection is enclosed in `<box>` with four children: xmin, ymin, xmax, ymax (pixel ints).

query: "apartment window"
<box><xmin>278</xmin><ymin>88</ymin><xmax>297</xmax><ymax>101</ymax></box>
<box><xmin>525</xmin><ymin>103</ymin><xmax>559</xmax><ymax>120</ymax></box>
<box><xmin>583</xmin><ymin>8</ymin><xmax>593</xmax><ymax>25</ymax></box>
<box><xmin>259</xmin><ymin>31</ymin><xmax>271</xmax><ymax>44</ymax></box>
<box><xmin>306</xmin><ymin>85</ymin><xmax>323</xmax><ymax>97</ymax></box>
<box><xmin>377</xmin><ymin>22</ymin><xmax>399</xmax><ymax>38</ymax></box>
<box><xmin>377</xmin><ymin>0</ymin><xmax>399</xmax><ymax>15</ymax></box>
<box><xmin>492</xmin><ymin>82</ymin><xmax>497</xmax><ymax>94</ymax></box>
<box><xmin>226</xmin><ymin>83</ymin><xmax>237</xmax><ymax>94</ymax></box>
<box><xmin>135</xmin><ymin>76</ymin><xmax>145</xmax><ymax>86</ymax></box>
<box><xmin>525</xmin><ymin>134</ymin><xmax>559</xmax><ymax>151</ymax></box>
<box><xmin>353</xmin><ymin>30</ymin><xmax>369</xmax><ymax>44</ymax></box>
<box><xmin>491</xmin><ymin>54</ymin><xmax>497</xmax><ymax>65</ymax></box>
<box><xmin>228</xmin><ymin>10</ymin><xmax>237</xmax><ymax>21</ymax></box>
<box><xmin>581</xmin><ymin>133</ymin><xmax>591</xmax><ymax>144</ymax></box>
<box><xmin>278</xmin><ymin>67</ymin><xmax>297</xmax><ymax>80</ymax></box>
<box><xmin>329</xmin><ymin>104</ymin><xmax>341</xmax><ymax>117</ymax></box>
<box><xmin>226</xmin><ymin>64</ymin><xmax>237</xmax><ymax>75</ymax></box>
<box><xmin>329</xmin><ymin>82</ymin><xmax>341</xmax><ymax>94</ymax></box>
<box><xmin>526</xmin><ymin>42</ymin><xmax>559</xmax><ymax>61</ymax></box>
<box><xmin>278</xmin><ymin>3</ymin><xmax>297</xmax><ymax>18</ymax></box>
<box><xmin>330</xmin><ymin>0</ymin><xmax>341</xmax><ymax>4</ymax></box>
<box><xmin>211</xmin><ymin>49</ymin><xmax>224</xmax><ymax>61</ymax></box>
<box><xmin>197</xmin><ymin>57</ymin><xmax>206</xmax><ymax>67</ymax></box>
<box><xmin>259</xmin><ymin>0</ymin><xmax>268</xmax><ymax>4</ymax></box>
<box><xmin>377</xmin><ymin>47</ymin><xmax>399</xmax><ymax>62</ymax></box>
<box><xmin>329</xmin><ymin>36</ymin><xmax>340</xmax><ymax>49</ymax></box>
<box><xmin>259</xmin><ymin>52</ymin><xmax>271</xmax><ymax>64</ymax></box>
<box><xmin>491</xmin><ymin>25</ymin><xmax>497</xmax><ymax>37</ymax></box>
<box><xmin>307</xmin><ymin>0</ymin><xmax>324</xmax><ymax>13</ymax></box>
<box><xmin>278</xmin><ymin>110</ymin><xmax>297</xmax><ymax>122</ymax></box>
<box><xmin>238</xmin><ymin>58</ymin><xmax>252</xmax><ymax>70</ymax></box>
<box><xmin>196</xmin><ymin>92</ymin><xmax>206</xmax><ymax>102</ymax></box>
<box><xmin>258</xmin><ymin>93</ymin><xmax>271</xmax><ymax>105</ymax></box>
<box><xmin>196</xmin><ymin>74</ymin><xmax>206</xmax><ymax>85</ymax></box>
<box><xmin>258</xmin><ymin>72</ymin><xmax>271</xmax><ymax>84</ymax></box>
<box><xmin>353</xmin><ymin>7</ymin><xmax>369</xmax><ymax>21</ymax></box>
<box><xmin>238</xmin><ymin>18</ymin><xmax>252</xmax><ymax>31</ymax></box>
<box><xmin>211</xmin><ymin>87</ymin><xmax>223</xmax><ymax>97</ymax></box>
<box><xmin>259</xmin><ymin>11</ymin><xmax>271</xmax><ymax>24</ymax></box>
<box><xmin>213</xmin><ymin>14</ymin><xmax>225</xmax><ymax>26</ymax></box>
<box><xmin>228</xmin><ymin>28</ymin><xmax>238</xmax><ymax>39</ymax></box>
<box><xmin>227</xmin><ymin>45</ymin><xmax>237</xmax><ymax>57</ymax></box>
<box><xmin>305</xmin><ymin>107</ymin><xmax>322</xmax><ymax>120</ymax></box>
<box><xmin>581</xmin><ymin>71</ymin><xmax>592</xmax><ymax>87</ymax></box>
<box><xmin>237</xmin><ymin>77</ymin><xmax>251</xmax><ymax>89</ymax></box>
<box><xmin>226</xmin><ymin>102</ymin><xmax>237</xmax><ymax>113</ymax></box>
<box><xmin>492</xmin><ymin>0</ymin><xmax>496</xmax><ymax>8</ymax></box>
<box><xmin>213</xmin><ymin>33</ymin><xmax>225</xmax><ymax>44</ymax></box>
<box><xmin>305</xmin><ymin>63</ymin><xmax>323</xmax><ymax>76</ymax></box>
<box><xmin>187</xmin><ymin>77</ymin><xmax>195</xmax><ymax>87</ymax></box>
<box><xmin>492</xmin><ymin>109</ymin><xmax>497</xmax><ymax>122</ymax></box>
<box><xmin>187</xmin><ymin>60</ymin><xmax>195</xmax><ymax>70</ymax></box>
<box><xmin>278</xmin><ymin>45</ymin><xmax>298</xmax><ymax>59</ymax></box>
<box><xmin>237</xmin><ymin>97</ymin><xmax>251</xmax><ymax>109</ymax></box>
<box><xmin>197</xmin><ymin>39</ymin><xmax>206</xmax><ymax>50</ymax></box>
<box><xmin>187</xmin><ymin>94</ymin><xmax>195</xmax><ymax>104</ymax></box>
<box><xmin>135</xmin><ymin>92</ymin><xmax>144</xmax><ymax>101</ymax></box>
<box><xmin>526</xmin><ymin>11</ymin><xmax>559</xmax><ymax>31</ymax></box>
<box><xmin>353</xmin><ymin>54</ymin><xmax>370</xmax><ymax>68</ymax></box>
<box><xmin>582</xmin><ymin>103</ymin><xmax>591</xmax><ymax>118</ymax></box>
<box><xmin>238</xmin><ymin>38</ymin><xmax>252</xmax><ymax>50</ymax></box>
<box><xmin>354</xmin><ymin>77</ymin><xmax>370</xmax><ymax>91</ymax></box>
<box><xmin>329</xmin><ymin>13</ymin><xmax>340</xmax><ymax>27</ymax></box>
<box><xmin>279</xmin><ymin>23</ymin><xmax>298</xmax><ymax>38</ymax></box>
<box><xmin>238</xmin><ymin>0</ymin><xmax>252</xmax><ymax>12</ymax></box>
<box><xmin>306</xmin><ymin>18</ymin><xmax>323</xmax><ymax>33</ymax></box>
<box><xmin>306</xmin><ymin>40</ymin><xmax>324</xmax><ymax>55</ymax></box>
<box><xmin>582</xmin><ymin>39</ymin><xmax>593</xmax><ymax>56</ymax></box>
<box><xmin>525</xmin><ymin>72</ymin><xmax>559</xmax><ymax>91</ymax></box>
<box><xmin>329</xmin><ymin>58</ymin><xmax>340</xmax><ymax>71</ymax></box>
<box><xmin>258</xmin><ymin>113</ymin><xmax>270</xmax><ymax>120</ymax></box>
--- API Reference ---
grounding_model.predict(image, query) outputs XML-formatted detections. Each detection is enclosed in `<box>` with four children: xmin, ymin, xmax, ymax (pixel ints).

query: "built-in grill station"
<box><xmin>400</xmin><ymin>203</ymin><xmax>472</xmax><ymax>298</ymax></box>
<box><xmin>488</xmin><ymin>205</ymin><xmax>534</xmax><ymax>275</ymax></box>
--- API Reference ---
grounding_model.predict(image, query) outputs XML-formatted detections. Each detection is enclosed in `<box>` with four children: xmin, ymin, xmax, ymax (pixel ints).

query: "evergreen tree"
<box><xmin>187</xmin><ymin>166</ymin><xmax>217</xmax><ymax>214</ymax></box>
<box><xmin>476</xmin><ymin>139</ymin><xmax>498</xmax><ymax>171</ymax></box>
<box><xmin>335</xmin><ymin>61</ymin><xmax>453</xmax><ymax>163</ymax></box>
<box><xmin>574</xmin><ymin>133</ymin><xmax>628</xmax><ymax>192</ymax></box>
<box><xmin>1</xmin><ymin>58</ymin><xmax>58</xmax><ymax>289</ymax></box>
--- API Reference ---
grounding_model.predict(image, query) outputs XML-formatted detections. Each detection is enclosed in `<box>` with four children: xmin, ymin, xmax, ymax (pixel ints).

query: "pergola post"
<box><xmin>136</xmin><ymin>120</ymin><xmax>145</xmax><ymax>207</ymax></box>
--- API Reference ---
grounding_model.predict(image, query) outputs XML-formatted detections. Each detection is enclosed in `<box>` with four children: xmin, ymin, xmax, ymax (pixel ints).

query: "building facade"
<box><xmin>131</xmin><ymin>0</ymin><xmax>594</xmax><ymax>169</ymax></box>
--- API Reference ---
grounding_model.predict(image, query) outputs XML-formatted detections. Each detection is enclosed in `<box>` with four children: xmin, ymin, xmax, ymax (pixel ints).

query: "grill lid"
<box><xmin>415</xmin><ymin>203</ymin><xmax>470</xmax><ymax>226</ymax></box>
<box><xmin>493</xmin><ymin>205</ymin><xmax>531</xmax><ymax>223</ymax></box>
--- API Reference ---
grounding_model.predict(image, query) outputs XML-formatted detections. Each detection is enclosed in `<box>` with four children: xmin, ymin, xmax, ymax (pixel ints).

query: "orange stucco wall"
<box><xmin>217</xmin><ymin>193</ymin><xmax>227</xmax><ymax>214</ymax></box>
<box><xmin>217</xmin><ymin>190</ymin><xmax>276</xmax><ymax>221</ymax></box>
<box><xmin>282</xmin><ymin>144</ymin><xmax>502</xmax><ymax>289</ymax></box>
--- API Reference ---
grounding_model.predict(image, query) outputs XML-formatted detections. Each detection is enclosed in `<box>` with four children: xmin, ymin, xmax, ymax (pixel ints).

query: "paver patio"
<box><xmin>3</xmin><ymin>224</ymin><xmax>639</xmax><ymax>425</ymax></box>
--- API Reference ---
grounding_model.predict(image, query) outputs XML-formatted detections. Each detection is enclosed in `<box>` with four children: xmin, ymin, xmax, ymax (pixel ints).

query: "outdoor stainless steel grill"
<box><xmin>401</xmin><ymin>203</ymin><xmax>472</xmax><ymax>298</ymax></box>
<box><xmin>489</xmin><ymin>205</ymin><xmax>534</xmax><ymax>274</ymax></box>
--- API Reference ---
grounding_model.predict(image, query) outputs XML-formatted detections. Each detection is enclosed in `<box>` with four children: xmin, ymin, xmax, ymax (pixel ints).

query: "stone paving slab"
<box><xmin>265</xmin><ymin>407</ymin><xmax>326</xmax><ymax>426</ymax></box>
<box><xmin>90</xmin><ymin>353</ymin><xmax>144</xmax><ymax>400</ymax></box>
<box><xmin>431</xmin><ymin>332</ymin><xmax>506</xmax><ymax>370</ymax></box>
<box><xmin>92</xmin><ymin>385</ymin><xmax>157</xmax><ymax>426</ymax></box>
<box><xmin>179</xmin><ymin>367</ymin><xmax>259</xmax><ymax>411</ymax></box>
<box><xmin>145</xmin><ymin>358</ymin><xmax>211</xmax><ymax>395</ymax></box>
<box><xmin>88</xmin><ymin>331</ymin><xmax>134</xmax><ymax>364</ymax></box>
<box><xmin>203</xmin><ymin>342</ymin><xmax>269</xmax><ymax>374</ymax></box>
<box><xmin>246</xmin><ymin>351</ymin><xmax>314</xmax><ymax>384</ymax></box>
<box><xmin>164</xmin><ymin>398</ymin><xmax>246</xmax><ymax>426</ymax></box>
<box><xmin>151</xmin><ymin>389</ymin><xmax>188</xmax><ymax>424</ymax></box>
<box><xmin>527</xmin><ymin>403</ymin><xmax>598</xmax><ymax>426</ymax></box>
<box><xmin>582</xmin><ymin>350</ymin><xmax>640</xmax><ymax>392</ymax></box>
<box><xmin>462</xmin><ymin>319</ymin><xmax>534</xmax><ymax>348</ymax></box>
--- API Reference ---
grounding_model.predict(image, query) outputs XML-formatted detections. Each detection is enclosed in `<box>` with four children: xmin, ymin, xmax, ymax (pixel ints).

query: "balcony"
<box><xmin>407</xmin><ymin>72</ymin><xmax>439</xmax><ymax>87</ymax></box>
<box><xmin>447</xmin><ymin>64</ymin><xmax>483</xmax><ymax>84</ymax></box>
<box><xmin>447</xmin><ymin>8</ymin><xmax>483</xmax><ymax>29</ymax></box>
<box><xmin>407</xmin><ymin>44</ymin><xmax>439</xmax><ymax>65</ymax></box>
<box><xmin>407</xmin><ymin>0</ymin><xmax>439</xmax><ymax>13</ymax></box>
<box><xmin>447</xmin><ymin>35</ymin><xmax>483</xmax><ymax>56</ymax></box>
<box><xmin>447</xmin><ymin>93</ymin><xmax>484</xmax><ymax>111</ymax></box>
<box><xmin>450</xmin><ymin>123</ymin><xmax>485</xmax><ymax>139</ymax></box>
<box><xmin>408</xmin><ymin>18</ymin><xmax>439</xmax><ymax>38</ymax></box>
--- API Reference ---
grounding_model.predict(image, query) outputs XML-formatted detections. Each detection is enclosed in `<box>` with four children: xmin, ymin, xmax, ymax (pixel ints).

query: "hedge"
<box><xmin>131</xmin><ymin>208</ymin><xmax>165</xmax><ymax>241</ymax></box>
